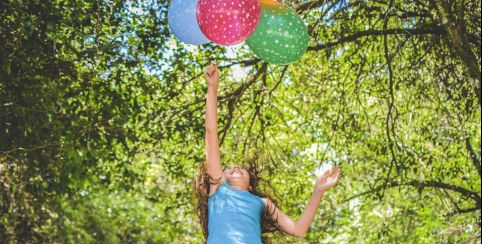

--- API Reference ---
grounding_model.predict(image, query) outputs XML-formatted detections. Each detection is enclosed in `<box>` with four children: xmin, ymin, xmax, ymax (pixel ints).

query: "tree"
<box><xmin>1</xmin><ymin>0</ymin><xmax>480</xmax><ymax>242</ymax></box>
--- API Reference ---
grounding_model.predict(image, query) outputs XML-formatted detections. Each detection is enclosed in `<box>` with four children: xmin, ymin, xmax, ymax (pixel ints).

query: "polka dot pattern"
<box><xmin>196</xmin><ymin>0</ymin><xmax>261</xmax><ymax>46</ymax></box>
<box><xmin>168</xmin><ymin>0</ymin><xmax>210</xmax><ymax>45</ymax></box>
<box><xmin>246</xmin><ymin>1</ymin><xmax>308</xmax><ymax>64</ymax></box>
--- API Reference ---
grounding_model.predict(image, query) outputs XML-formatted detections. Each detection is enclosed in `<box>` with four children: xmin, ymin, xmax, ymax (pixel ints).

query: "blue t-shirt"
<box><xmin>207</xmin><ymin>181</ymin><xmax>265</xmax><ymax>244</ymax></box>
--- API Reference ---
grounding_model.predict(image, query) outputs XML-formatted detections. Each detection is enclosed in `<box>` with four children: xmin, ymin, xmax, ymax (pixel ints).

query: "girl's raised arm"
<box><xmin>263</xmin><ymin>166</ymin><xmax>341</xmax><ymax>238</ymax></box>
<box><xmin>204</xmin><ymin>62</ymin><xmax>224</xmax><ymax>195</ymax></box>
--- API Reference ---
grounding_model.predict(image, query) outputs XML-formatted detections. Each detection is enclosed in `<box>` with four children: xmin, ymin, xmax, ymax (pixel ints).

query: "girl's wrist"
<box><xmin>313</xmin><ymin>189</ymin><xmax>326</xmax><ymax>198</ymax></box>
<box><xmin>208</xmin><ymin>82</ymin><xmax>218</xmax><ymax>88</ymax></box>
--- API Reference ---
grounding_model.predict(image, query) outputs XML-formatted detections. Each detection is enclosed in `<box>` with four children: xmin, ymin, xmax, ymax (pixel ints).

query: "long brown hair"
<box><xmin>192</xmin><ymin>149</ymin><xmax>283</xmax><ymax>243</ymax></box>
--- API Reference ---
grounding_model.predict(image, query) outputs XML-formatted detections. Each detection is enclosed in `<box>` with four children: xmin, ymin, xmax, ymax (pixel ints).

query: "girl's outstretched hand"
<box><xmin>315</xmin><ymin>165</ymin><xmax>341</xmax><ymax>194</ymax></box>
<box><xmin>204</xmin><ymin>61</ymin><xmax>219</xmax><ymax>87</ymax></box>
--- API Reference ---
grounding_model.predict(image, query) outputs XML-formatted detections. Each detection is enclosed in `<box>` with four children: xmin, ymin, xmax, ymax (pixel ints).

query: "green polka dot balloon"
<box><xmin>246</xmin><ymin>0</ymin><xmax>308</xmax><ymax>65</ymax></box>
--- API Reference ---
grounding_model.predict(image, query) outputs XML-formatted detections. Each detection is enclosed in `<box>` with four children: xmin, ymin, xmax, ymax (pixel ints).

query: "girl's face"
<box><xmin>223</xmin><ymin>165</ymin><xmax>251</xmax><ymax>190</ymax></box>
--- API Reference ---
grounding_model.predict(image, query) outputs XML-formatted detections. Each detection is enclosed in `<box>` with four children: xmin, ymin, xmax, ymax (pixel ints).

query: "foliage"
<box><xmin>1</xmin><ymin>0</ymin><xmax>480</xmax><ymax>243</ymax></box>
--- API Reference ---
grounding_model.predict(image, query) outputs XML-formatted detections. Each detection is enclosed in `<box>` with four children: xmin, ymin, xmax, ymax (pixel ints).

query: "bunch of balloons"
<box><xmin>168</xmin><ymin>0</ymin><xmax>308</xmax><ymax>65</ymax></box>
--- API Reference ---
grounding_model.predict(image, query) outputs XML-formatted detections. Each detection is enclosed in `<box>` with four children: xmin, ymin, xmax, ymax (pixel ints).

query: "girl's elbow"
<box><xmin>292</xmin><ymin>229</ymin><xmax>306</xmax><ymax>238</ymax></box>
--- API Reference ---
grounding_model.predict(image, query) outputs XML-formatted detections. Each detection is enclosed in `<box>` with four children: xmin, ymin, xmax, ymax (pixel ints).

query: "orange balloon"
<box><xmin>259</xmin><ymin>0</ymin><xmax>283</xmax><ymax>7</ymax></box>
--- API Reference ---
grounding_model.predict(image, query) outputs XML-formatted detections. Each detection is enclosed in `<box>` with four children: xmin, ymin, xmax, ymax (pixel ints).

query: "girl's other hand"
<box><xmin>204</xmin><ymin>61</ymin><xmax>219</xmax><ymax>87</ymax></box>
<box><xmin>315</xmin><ymin>165</ymin><xmax>341</xmax><ymax>194</ymax></box>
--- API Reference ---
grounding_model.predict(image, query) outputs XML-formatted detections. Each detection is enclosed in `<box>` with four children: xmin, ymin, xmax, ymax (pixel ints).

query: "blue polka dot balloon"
<box><xmin>168</xmin><ymin>0</ymin><xmax>210</xmax><ymax>45</ymax></box>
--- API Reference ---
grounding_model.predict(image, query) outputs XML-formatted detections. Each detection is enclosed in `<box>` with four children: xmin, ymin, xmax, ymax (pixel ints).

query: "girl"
<box><xmin>194</xmin><ymin>62</ymin><xmax>341</xmax><ymax>243</ymax></box>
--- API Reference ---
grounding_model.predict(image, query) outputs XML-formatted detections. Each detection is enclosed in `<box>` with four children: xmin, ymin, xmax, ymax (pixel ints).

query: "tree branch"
<box><xmin>465</xmin><ymin>137</ymin><xmax>482</xmax><ymax>177</ymax></box>
<box><xmin>444</xmin><ymin>207</ymin><xmax>480</xmax><ymax>217</ymax></box>
<box><xmin>380</xmin><ymin>11</ymin><xmax>398</xmax><ymax>200</ymax></box>
<box><xmin>295</xmin><ymin>0</ymin><xmax>328</xmax><ymax>13</ymax></box>
<box><xmin>308</xmin><ymin>26</ymin><xmax>445</xmax><ymax>51</ymax></box>
<box><xmin>343</xmin><ymin>179</ymin><xmax>481</xmax><ymax>209</ymax></box>
<box><xmin>431</xmin><ymin>0</ymin><xmax>481</xmax><ymax>107</ymax></box>
<box><xmin>218</xmin><ymin>63</ymin><xmax>268</xmax><ymax>145</ymax></box>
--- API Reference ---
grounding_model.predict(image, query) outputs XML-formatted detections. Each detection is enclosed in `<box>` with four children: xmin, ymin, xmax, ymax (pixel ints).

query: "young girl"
<box><xmin>194</xmin><ymin>62</ymin><xmax>341</xmax><ymax>243</ymax></box>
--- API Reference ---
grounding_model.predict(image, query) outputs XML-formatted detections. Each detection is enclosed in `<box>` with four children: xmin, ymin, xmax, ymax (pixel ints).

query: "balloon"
<box><xmin>196</xmin><ymin>0</ymin><xmax>261</xmax><ymax>46</ymax></box>
<box><xmin>168</xmin><ymin>0</ymin><xmax>210</xmax><ymax>45</ymax></box>
<box><xmin>246</xmin><ymin>0</ymin><xmax>308</xmax><ymax>64</ymax></box>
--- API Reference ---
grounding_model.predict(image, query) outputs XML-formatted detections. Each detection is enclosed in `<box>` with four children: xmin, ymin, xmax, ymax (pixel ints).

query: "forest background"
<box><xmin>0</xmin><ymin>0</ymin><xmax>480</xmax><ymax>243</ymax></box>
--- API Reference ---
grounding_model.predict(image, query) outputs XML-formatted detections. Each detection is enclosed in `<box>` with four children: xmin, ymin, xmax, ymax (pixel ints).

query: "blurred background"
<box><xmin>0</xmin><ymin>0</ymin><xmax>480</xmax><ymax>243</ymax></box>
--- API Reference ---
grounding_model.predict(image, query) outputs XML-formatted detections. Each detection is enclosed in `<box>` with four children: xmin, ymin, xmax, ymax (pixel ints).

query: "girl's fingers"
<box><xmin>206</xmin><ymin>64</ymin><xmax>218</xmax><ymax>75</ymax></box>
<box><xmin>334</xmin><ymin>170</ymin><xmax>340</xmax><ymax>181</ymax></box>
<box><xmin>206</xmin><ymin>67</ymin><xmax>215</xmax><ymax>76</ymax></box>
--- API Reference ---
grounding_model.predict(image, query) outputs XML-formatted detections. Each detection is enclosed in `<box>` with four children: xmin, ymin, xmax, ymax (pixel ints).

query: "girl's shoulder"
<box><xmin>261</xmin><ymin>197</ymin><xmax>277</xmax><ymax>208</ymax></box>
<box><xmin>208</xmin><ymin>180</ymin><xmax>228</xmax><ymax>197</ymax></box>
<box><xmin>260</xmin><ymin>197</ymin><xmax>269</xmax><ymax>206</ymax></box>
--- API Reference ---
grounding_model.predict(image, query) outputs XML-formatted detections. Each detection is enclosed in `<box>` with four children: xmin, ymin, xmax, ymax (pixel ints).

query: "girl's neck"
<box><xmin>228</xmin><ymin>182</ymin><xmax>249</xmax><ymax>191</ymax></box>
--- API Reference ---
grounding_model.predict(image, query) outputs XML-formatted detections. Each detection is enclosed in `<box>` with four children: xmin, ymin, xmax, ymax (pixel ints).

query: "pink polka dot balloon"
<box><xmin>196</xmin><ymin>0</ymin><xmax>261</xmax><ymax>46</ymax></box>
